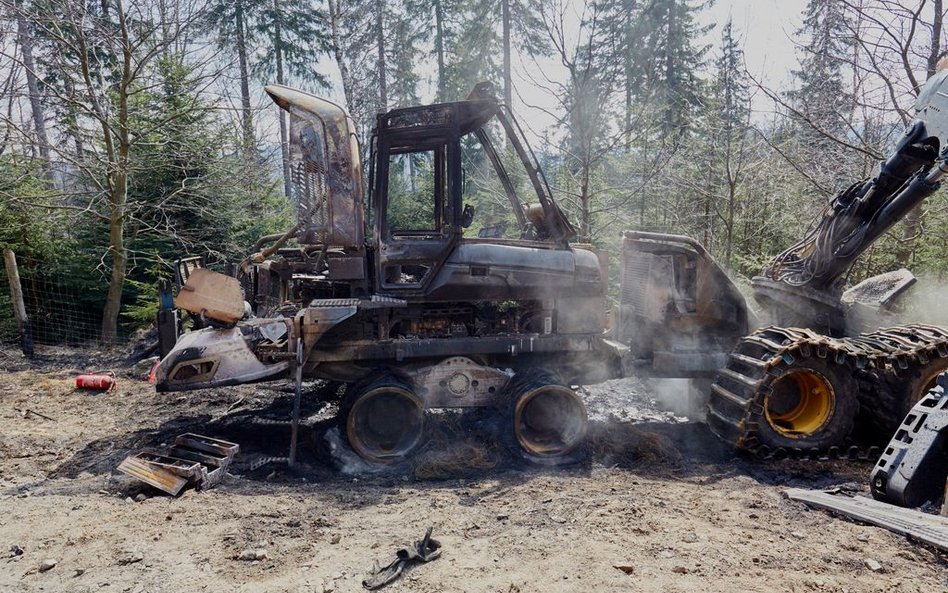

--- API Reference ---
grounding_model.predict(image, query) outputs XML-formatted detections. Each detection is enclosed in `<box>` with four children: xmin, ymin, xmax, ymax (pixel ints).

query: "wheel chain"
<box><xmin>707</xmin><ymin>323</ymin><xmax>948</xmax><ymax>460</ymax></box>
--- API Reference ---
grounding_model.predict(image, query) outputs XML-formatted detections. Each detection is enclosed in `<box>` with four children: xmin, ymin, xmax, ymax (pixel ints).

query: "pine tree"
<box><xmin>788</xmin><ymin>0</ymin><xmax>852</xmax><ymax>145</ymax></box>
<box><xmin>645</xmin><ymin>0</ymin><xmax>711</xmax><ymax>139</ymax></box>
<box><xmin>206</xmin><ymin>0</ymin><xmax>258</xmax><ymax>151</ymax></box>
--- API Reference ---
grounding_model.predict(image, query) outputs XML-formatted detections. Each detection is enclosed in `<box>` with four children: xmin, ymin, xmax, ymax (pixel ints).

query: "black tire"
<box><xmin>869</xmin><ymin>354</ymin><xmax>948</xmax><ymax>438</ymax></box>
<box><xmin>340</xmin><ymin>372</ymin><xmax>426</xmax><ymax>464</ymax></box>
<box><xmin>753</xmin><ymin>357</ymin><xmax>859</xmax><ymax>451</ymax></box>
<box><xmin>502</xmin><ymin>369</ymin><xmax>588</xmax><ymax>466</ymax></box>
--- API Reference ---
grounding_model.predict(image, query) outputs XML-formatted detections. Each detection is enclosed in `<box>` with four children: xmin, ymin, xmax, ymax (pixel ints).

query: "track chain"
<box><xmin>707</xmin><ymin>323</ymin><xmax>948</xmax><ymax>459</ymax></box>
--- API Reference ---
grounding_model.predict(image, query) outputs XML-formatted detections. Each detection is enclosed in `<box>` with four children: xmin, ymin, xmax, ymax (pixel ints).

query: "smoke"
<box><xmin>894</xmin><ymin>276</ymin><xmax>948</xmax><ymax>326</ymax></box>
<box><xmin>323</xmin><ymin>426</ymin><xmax>391</xmax><ymax>476</ymax></box>
<box><xmin>648</xmin><ymin>378</ymin><xmax>709</xmax><ymax>422</ymax></box>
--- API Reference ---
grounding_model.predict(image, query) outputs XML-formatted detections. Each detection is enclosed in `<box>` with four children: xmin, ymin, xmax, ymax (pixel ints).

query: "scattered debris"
<box><xmin>38</xmin><ymin>559</ymin><xmax>57</xmax><ymax>572</ymax></box>
<box><xmin>237</xmin><ymin>549</ymin><xmax>269</xmax><ymax>561</ymax></box>
<box><xmin>117</xmin><ymin>433</ymin><xmax>239</xmax><ymax>496</ymax></box>
<box><xmin>613</xmin><ymin>564</ymin><xmax>635</xmax><ymax>575</ymax></box>
<box><xmin>363</xmin><ymin>527</ymin><xmax>441</xmax><ymax>590</ymax></box>
<box><xmin>15</xmin><ymin>408</ymin><xmax>55</xmax><ymax>421</ymax></box>
<box><xmin>131</xmin><ymin>356</ymin><xmax>159</xmax><ymax>378</ymax></box>
<box><xmin>9</xmin><ymin>544</ymin><xmax>24</xmax><ymax>558</ymax></box>
<box><xmin>118</xmin><ymin>550</ymin><xmax>144</xmax><ymax>565</ymax></box>
<box><xmin>864</xmin><ymin>558</ymin><xmax>883</xmax><ymax>573</ymax></box>
<box><xmin>785</xmin><ymin>488</ymin><xmax>948</xmax><ymax>553</ymax></box>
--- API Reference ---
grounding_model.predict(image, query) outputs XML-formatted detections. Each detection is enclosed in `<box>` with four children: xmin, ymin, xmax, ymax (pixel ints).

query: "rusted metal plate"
<box><xmin>411</xmin><ymin>357</ymin><xmax>511</xmax><ymax>408</ymax></box>
<box><xmin>118</xmin><ymin>434</ymin><xmax>240</xmax><ymax>495</ymax></box>
<box><xmin>327</xmin><ymin>256</ymin><xmax>365</xmax><ymax>280</ymax></box>
<box><xmin>174</xmin><ymin>433</ymin><xmax>240</xmax><ymax>458</ymax></box>
<box><xmin>117</xmin><ymin>455</ymin><xmax>191</xmax><ymax>496</ymax></box>
<box><xmin>174</xmin><ymin>268</ymin><xmax>244</xmax><ymax>324</ymax></box>
<box><xmin>786</xmin><ymin>488</ymin><xmax>948</xmax><ymax>552</ymax></box>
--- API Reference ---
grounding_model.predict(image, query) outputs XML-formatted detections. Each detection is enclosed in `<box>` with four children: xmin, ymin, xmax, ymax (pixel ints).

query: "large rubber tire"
<box><xmin>754</xmin><ymin>357</ymin><xmax>859</xmax><ymax>451</ymax></box>
<box><xmin>869</xmin><ymin>354</ymin><xmax>948</xmax><ymax>438</ymax></box>
<box><xmin>708</xmin><ymin>329</ymin><xmax>860</xmax><ymax>453</ymax></box>
<box><xmin>341</xmin><ymin>373</ymin><xmax>426</xmax><ymax>464</ymax></box>
<box><xmin>503</xmin><ymin>369</ymin><xmax>588</xmax><ymax>466</ymax></box>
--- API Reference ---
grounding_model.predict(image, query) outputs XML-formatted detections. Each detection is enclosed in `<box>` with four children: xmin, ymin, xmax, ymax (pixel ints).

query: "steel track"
<box><xmin>707</xmin><ymin>324</ymin><xmax>948</xmax><ymax>460</ymax></box>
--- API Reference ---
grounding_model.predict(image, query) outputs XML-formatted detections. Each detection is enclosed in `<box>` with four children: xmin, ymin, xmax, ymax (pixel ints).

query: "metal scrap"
<box><xmin>785</xmin><ymin>488</ymin><xmax>948</xmax><ymax>553</ymax></box>
<box><xmin>363</xmin><ymin>527</ymin><xmax>441</xmax><ymax>590</ymax></box>
<box><xmin>117</xmin><ymin>433</ymin><xmax>239</xmax><ymax>496</ymax></box>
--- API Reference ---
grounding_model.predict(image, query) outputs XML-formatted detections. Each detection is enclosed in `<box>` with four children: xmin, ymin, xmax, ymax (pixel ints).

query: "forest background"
<box><xmin>0</xmin><ymin>0</ymin><xmax>945</xmax><ymax>342</ymax></box>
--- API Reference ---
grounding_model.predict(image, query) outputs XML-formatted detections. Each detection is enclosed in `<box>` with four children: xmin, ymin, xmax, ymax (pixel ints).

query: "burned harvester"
<box><xmin>157</xmin><ymin>83</ymin><xmax>614</xmax><ymax>464</ymax></box>
<box><xmin>621</xmin><ymin>66</ymin><xmax>948</xmax><ymax>456</ymax></box>
<box><xmin>158</xmin><ymin>66</ymin><xmax>948</xmax><ymax>467</ymax></box>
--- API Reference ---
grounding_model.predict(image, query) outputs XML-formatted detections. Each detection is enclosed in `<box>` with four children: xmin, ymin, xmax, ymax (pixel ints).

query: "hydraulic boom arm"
<box><xmin>763</xmin><ymin>69</ymin><xmax>948</xmax><ymax>293</ymax></box>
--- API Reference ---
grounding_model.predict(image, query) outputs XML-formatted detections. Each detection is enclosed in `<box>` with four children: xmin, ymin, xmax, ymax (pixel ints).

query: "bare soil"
<box><xmin>1</xmin><ymin>344</ymin><xmax>945</xmax><ymax>593</ymax></box>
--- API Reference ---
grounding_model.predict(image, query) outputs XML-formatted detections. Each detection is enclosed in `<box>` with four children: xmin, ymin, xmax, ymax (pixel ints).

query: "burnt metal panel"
<box><xmin>327</xmin><ymin>256</ymin><xmax>366</xmax><ymax>280</ymax></box>
<box><xmin>409</xmin><ymin>357</ymin><xmax>512</xmax><ymax>407</ymax></box>
<box><xmin>266</xmin><ymin>85</ymin><xmax>365</xmax><ymax>248</ymax></box>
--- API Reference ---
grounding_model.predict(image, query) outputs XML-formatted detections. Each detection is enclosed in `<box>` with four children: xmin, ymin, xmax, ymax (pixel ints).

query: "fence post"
<box><xmin>3</xmin><ymin>249</ymin><xmax>34</xmax><ymax>358</ymax></box>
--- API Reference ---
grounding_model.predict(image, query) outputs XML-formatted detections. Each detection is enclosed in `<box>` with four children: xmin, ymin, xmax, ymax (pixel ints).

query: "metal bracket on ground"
<box><xmin>117</xmin><ymin>433</ymin><xmax>240</xmax><ymax>496</ymax></box>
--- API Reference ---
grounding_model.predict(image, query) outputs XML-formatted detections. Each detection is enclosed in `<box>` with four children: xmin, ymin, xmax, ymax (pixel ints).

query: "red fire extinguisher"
<box><xmin>76</xmin><ymin>371</ymin><xmax>116</xmax><ymax>392</ymax></box>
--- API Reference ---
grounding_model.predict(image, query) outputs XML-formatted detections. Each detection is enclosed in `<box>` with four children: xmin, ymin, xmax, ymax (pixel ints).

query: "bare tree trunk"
<box><xmin>623</xmin><ymin>0</ymin><xmax>634</xmax><ymax>152</ymax></box>
<box><xmin>376</xmin><ymin>0</ymin><xmax>387</xmax><ymax>110</ymax></box>
<box><xmin>235</xmin><ymin>0</ymin><xmax>254</xmax><ymax>151</ymax></box>
<box><xmin>101</xmin><ymin>173</ymin><xmax>128</xmax><ymax>343</ymax></box>
<box><xmin>100</xmin><ymin>0</ymin><xmax>132</xmax><ymax>343</ymax></box>
<box><xmin>273</xmin><ymin>0</ymin><xmax>292</xmax><ymax>200</ymax></box>
<box><xmin>328</xmin><ymin>0</ymin><xmax>355</xmax><ymax>110</ymax></box>
<box><xmin>725</xmin><ymin>179</ymin><xmax>736</xmax><ymax>266</ymax></box>
<box><xmin>16</xmin><ymin>4</ymin><xmax>51</xmax><ymax>182</ymax></box>
<box><xmin>580</xmin><ymin>156</ymin><xmax>591</xmax><ymax>241</ymax></box>
<box><xmin>502</xmin><ymin>0</ymin><xmax>511</xmax><ymax>107</ymax></box>
<box><xmin>434</xmin><ymin>0</ymin><xmax>446</xmax><ymax>101</ymax></box>
<box><xmin>62</xmin><ymin>77</ymin><xmax>85</xmax><ymax>158</ymax></box>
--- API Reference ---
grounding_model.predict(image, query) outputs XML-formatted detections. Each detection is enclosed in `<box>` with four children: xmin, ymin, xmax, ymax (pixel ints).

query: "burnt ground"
<box><xmin>0</xmin><ymin>343</ymin><xmax>946</xmax><ymax>593</ymax></box>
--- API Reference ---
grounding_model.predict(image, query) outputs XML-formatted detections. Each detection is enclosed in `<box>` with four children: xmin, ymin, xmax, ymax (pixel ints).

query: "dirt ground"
<box><xmin>1</xmin><ymin>345</ymin><xmax>946</xmax><ymax>593</ymax></box>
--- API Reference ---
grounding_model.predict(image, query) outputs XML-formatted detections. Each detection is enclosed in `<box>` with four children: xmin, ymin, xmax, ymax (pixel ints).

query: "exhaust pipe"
<box><xmin>508</xmin><ymin>371</ymin><xmax>588</xmax><ymax>462</ymax></box>
<box><xmin>345</xmin><ymin>375</ymin><xmax>425</xmax><ymax>464</ymax></box>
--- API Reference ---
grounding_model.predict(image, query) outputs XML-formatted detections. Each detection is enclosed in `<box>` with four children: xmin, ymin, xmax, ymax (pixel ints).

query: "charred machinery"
<box><xmin>621</xmin><ymin>66</ymin><xmax>948</xmax><ymax>456</ymax></box>
<box><xmin>158</xmin><ymin>67</ymin><xmax>948</xmax><ymax>467</ymax></box>
<box><xmin>157</xmin><ymin>83</ymin><xmax>611</xmax><ymax>464</ymax></box>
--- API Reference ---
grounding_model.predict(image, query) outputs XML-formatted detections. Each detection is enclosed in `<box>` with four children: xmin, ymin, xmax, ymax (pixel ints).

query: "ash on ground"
<box><xmin>581</xmin><ymin>376</ymin><xmax>693</xmax><ymax>424</ymax></box>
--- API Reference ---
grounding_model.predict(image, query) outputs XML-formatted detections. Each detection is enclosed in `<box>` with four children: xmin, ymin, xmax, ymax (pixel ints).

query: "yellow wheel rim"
<box><xmin>765</xmin><ymin>369</ymin><xmax>835</xmax><ymax>437</ymax></box>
